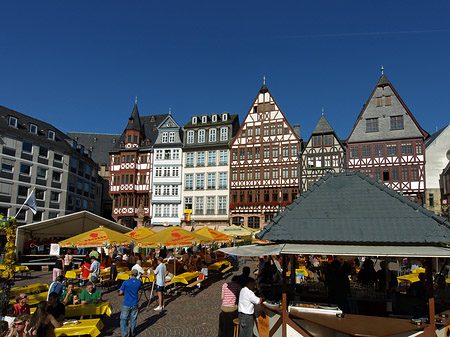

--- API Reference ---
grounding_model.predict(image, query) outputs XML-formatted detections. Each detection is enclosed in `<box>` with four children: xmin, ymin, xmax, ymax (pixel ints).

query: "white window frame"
<box><xmin>212</xmin><ymin>114</ymin><xmax>217</xmax><ymax>122</ymax></box>
<box><xmin>169</xmin><ymin>132</ymin><xmax>175</xmax><ymax>143</ymax></box>
<box><xmin>192</xmin><ymin>116</ymin><xmax>197</xmax><ymax>124</ymax></box>
<box><xmin>162</xmin><ymin>132</ymin><xmax>168</xmax><ymax>143</ymax></box>
<box><xmin>8</xmin><ymin>116</ymin><xmax>18</xmax><ymax>128</ymax></box>
<box><xmin>202</xmin><ymin>116</ymin><xmax>207</xmax><ymax>123</ymax></box>
<box><xmin>222</xmin><ymin>113</ymin><xmax>228</xmax><ymax>121</ymax></box>
<box><xmin>220</xmin><ymin>127</ymin><xmax>228</xmax><ymax>141</ymax></box>
<box><xmin>29</xmin><ymin>124</ymin><xmax>38</xmax><ymax>134</ymax></box>
<box><xmin>198</xmin><ymin>130</ymin><xmax>205</xmax><ymax>143</ymax></box>
<box><xmin>209</xmin><ymin>129</ymin><xmax>216</xmax><ymax>142</ymax></box>
<box><xmin>187</xmin><ymin>131</ymin><xmax>194</xmax><ymax>144</ymax></box>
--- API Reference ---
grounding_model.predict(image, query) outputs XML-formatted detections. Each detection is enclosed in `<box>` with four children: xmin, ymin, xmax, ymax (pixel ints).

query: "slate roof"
<box><xmin>257</xmin><ymin>171</ymin><xmax>450</xmax><ymax>246</ymax></box>
<box><xmin>377</xmin><ymin>74</ymin><xmax>391</xmax><ymax>86</ymax></box>
<box><xmin>311</xmin><ymin>115</ymin><xmax>335</xmax><ymax>135</ymax></box>
<box><xmin>425</xmin><ymin>125</ymin><xmax>449</xmax><ymax>148</ymax></box>
<box><xmin>67</xmin><ymin>132</ymin><xmax>120</xmax><ymax>166</ymax></box>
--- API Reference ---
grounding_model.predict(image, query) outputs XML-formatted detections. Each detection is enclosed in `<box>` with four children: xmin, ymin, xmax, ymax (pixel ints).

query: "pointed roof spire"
<box><xmin>260</xmin><ymin>75</ymin><xmax>268</xmax><ymax>93</ymax></box>
<box><xmin>377</xmin><ymin>65</ymin><xmax>391</xmax><ymax>87</ymax></box>
<box><xmin>168</xmin><ymin>107</ymin><xmax>172</xmax><ymax>115</ymax></box>
<box><xmin>321</xmin><ymin>107</ymin><xmax>324</xmax><ymax>116</ymax></box>
<box><xmin>126</xmin><ymin>100</ymin><xmax>143</xmax><ymax>132</ymax></box>
<box><xmin>311</xmin><ymin>114</ymin><xmax>335</xmax><ymax>135</ymax></box>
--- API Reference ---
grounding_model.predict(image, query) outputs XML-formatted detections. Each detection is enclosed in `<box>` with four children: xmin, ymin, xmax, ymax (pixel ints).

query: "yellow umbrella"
<box><xmin>125</xmin><ymin>227</ymin><xmax>155</xmax><ymax>241</ymax></box>
<box><xmin>220</xmin><ymin>225</ymin><xmax>253</xmax><ymax>239</ymax></box>
<box><xmin>59</xmin><ymin>226</ymin><xmax>132</xmax><ymax>248</ymax></box>
<box><xmin>193</xmin><ymin>227</ymin><xmax>233</xmax><ymax>243</ymax></box>
<box><xmin>138</xmin><ymin>226</ymin><xmax>212</xmax><ymax>248</ymax></box>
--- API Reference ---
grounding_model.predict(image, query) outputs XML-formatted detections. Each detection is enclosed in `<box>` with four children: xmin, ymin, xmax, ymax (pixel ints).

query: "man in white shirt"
<box><xmin>153</xmin><ymin>257</ymin><xmax>167</xmax><ymax>311</ymax></box>
<box><xmin>238</xmin><ymin>277</ymin><xmax>262</xmax><ymax>337</ymax></box>
<box><xmin>131</xmin><ymin>260</ymin><xmax>146</xmax><ymax>279</ymax></box>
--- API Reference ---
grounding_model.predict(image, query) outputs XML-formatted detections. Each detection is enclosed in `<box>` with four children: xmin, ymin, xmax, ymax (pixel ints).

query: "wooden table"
<box><xmin>289</xmin><ymin>310</ymin><xmax>426</xmax><ymax>337</ymax></box>
<box><xmin>208</xmin><ymin>260</ymin><xmax>231</xmax><ymax>271</ymax></box>
<box><xmin>170</xmin><ymin>272</ymin><xmax>199</xmax><ymax>285</ymax></box>
<box><xmin>46</xmin><ymin>318</ymin><xmax>104</xmax><ymax>337</ymax></box>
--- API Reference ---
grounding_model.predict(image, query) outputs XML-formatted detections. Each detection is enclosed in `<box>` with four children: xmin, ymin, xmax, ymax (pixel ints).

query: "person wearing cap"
<box><xmin>119</xmin><ymin>268</ymin><xmax>142</xmax><ymax>337</ymax></box>
<box><xmin>47</xmin><ymin>276</ymin><xmax>66</xmax><ymax>300</ymax></box>
<box><xmin>13</xmin><ymin>293</ymin><xmax>30</xmax><ymax>316</ymax></box>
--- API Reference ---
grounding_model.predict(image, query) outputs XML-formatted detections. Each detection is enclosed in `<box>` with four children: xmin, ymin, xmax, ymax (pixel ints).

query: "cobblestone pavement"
<box><xmin>13</xmin><ymin>262</ymin><xmax>252</xmax><ymax>337</ymax></box>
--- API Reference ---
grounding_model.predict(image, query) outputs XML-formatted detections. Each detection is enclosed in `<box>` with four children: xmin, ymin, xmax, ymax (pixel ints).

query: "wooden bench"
<box><xmin>185</xmin><ymin>279</ymin><xmax>204</xmax><ymax>296</ymax></box>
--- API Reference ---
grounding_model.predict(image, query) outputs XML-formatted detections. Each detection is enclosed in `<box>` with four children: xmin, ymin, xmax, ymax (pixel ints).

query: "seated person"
<box><xmin>0</xmin><ymin>321</ymin><xmax>8</xmax><ymax>337</ymax></box>
<box><xmin>131</xmin><ymin>260</ymin><xmax>146</xmax><ymax>279</ymax></box>
<box><xmin>48</xmin><ymin>276</ymin><xmax>66</xmax><ymax>300</ymax></box>
<box><xmin>13</xmin><ymin>293</ymin><xmax>30</xmax><ymax>316</ymax></box>
<box><xmin>28</xmin><ymin>301</ymin><xmax>60</xmax><ymax>336</ymax></box>
<box><xmin>47</xmin><ymin>292</ymin><xmax>65</xmax><ymax>321</ymax></box>
<box><xmin>197</xmin><ymin>261</ymin><xmax>209</xmax><ymax>288</ymax></box>
<box><xmin>60</xmin><ymin>284</ymin><xmax>80</xmax><ymax>306</ymax></box>
<box><xmin>80</xmin><ymin>257</ymin><xmax>91</xmax><ymax>283</ymax></box>
<box><xmin>80</xmin><ymin>282</ymin><xmax>102</xmax><ymax>304</ymax></box>
<box><xmin>0</xmin><ymin>304</ymin><xmax>15</xmax><ymax>329</ymax></box>
<box><xmin>7</xmin><ymin>314</ymin><xmax>31</xmax><ymax>337</ymax></box>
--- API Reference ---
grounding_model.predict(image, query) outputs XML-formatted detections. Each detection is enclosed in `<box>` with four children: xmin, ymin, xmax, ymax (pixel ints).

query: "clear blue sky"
<box><xmin>1</xmin><ymin>1</ymin><xmax>449</xmax><ymax>140</ymax></box>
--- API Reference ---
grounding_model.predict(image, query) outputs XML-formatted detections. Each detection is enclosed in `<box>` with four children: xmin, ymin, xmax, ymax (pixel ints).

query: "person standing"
<box><xmin>153</xmin><ymin>257</ymin><xmax>166</xmax><ymax>311</ymax></box>
<box><xmin>119</xmin><ymin>269</ymin><xmax>142</xmax><ymax>337</ymax></box>
<box><xmin>238</xmin><ymin>278</ymin><xmax>262</xmax><ymax>337</ymax></box>
<box><xmin>52</xmin><ymin>254</ymin><xmax>65</xmax><ymax>282</ymax></box>
<box><xmin>218</xmin><ymin>276</ymin><xmax>241</xmax><ymax>337</ymax></box>
<box><xmin>64</xmin><ymin>249</ymin><xmax>73</xmax><ymax>272</ymax></box>
<box><xmin>89</xmin><ymin>256</ymin><xmax>100</xmax><ymax>283</ymax></box>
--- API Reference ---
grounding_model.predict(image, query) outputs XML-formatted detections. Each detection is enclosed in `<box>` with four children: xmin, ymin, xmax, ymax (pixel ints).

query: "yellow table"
<box><xmin>65</xmin><ymin>269</ymin><xmax>82</xmax><ymax>279</ymax></box>
<box><xmin>170</xmin><ymin>272</ymin><xmax>199</xmax><ymax>285</ymax></box>
<box><xmin>13</xmin><ymin>288</ymin><xmax>83</xmax><ymax>306</ymax></box>
<box><xmin>397</xmin><ymin>273</ymin><xmax>420</xmax><ymax>284</ymax></box>
<box><xmin>0</xmin><ymin>265</ymin><xmax>30</xmax><ymax>272</ymax></box>
<box><xmin>46</xmin><ymin>318</ymin><xmax>104</xmax><ymax>337</ymax></box>
<box><xmin>412</xmin><ymin>267</ymin><xmax>426</xmax><ymax>274</ymax></box>
<box><xmin>9</xmin><ymin>283</ymin><xmax>49</xmax><ymax>297</ymax></box>
<box><xmin>65</xmin><ymin>302</ymin><xmax>112</xmax><ymax>318</ymax></box>
<box><xmin>116</xmin><ymin>271</ymin><xmax>155</xmax><ymax>284</ymax></box>
<box><xmin>208</xmin><ymin>260</ymin><xmax>231</xmax><ymax>271</ymax></box>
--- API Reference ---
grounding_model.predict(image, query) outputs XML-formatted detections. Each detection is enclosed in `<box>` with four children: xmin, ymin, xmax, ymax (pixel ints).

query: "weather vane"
<box><xmin>381</xmin><ymin>65</ymin><xmax>384</xmax><ymax>75</ymax></box>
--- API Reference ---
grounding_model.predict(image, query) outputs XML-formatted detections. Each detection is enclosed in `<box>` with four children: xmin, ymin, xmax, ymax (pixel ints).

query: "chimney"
<box><xmin>293</xmin><ymin>124</ymin><xmax>301</xmax><ymax>138</ymax></box>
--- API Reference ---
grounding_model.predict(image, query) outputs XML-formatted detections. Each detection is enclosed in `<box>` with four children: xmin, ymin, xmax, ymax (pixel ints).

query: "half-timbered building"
<box><xmin>347</xmin><ymin>71</ymin><xmax>429</xmax><ymax>203</ymax></box>
<box><xmin>109</xmin><ymin>102</ymin><xmax>168</xmax><ymax>228</ymax></box>
<box><xmin>181</xmin><ymin>112</ymin><xmax>239</xmax><ymax>230</ymax></box>
<box><xmin>300</xmin><ymin>114</ymin><xmax>346</xmax><ymax>192</ymax></box>
<box><xmin>230</xmin><ymin>83</ymin><xmax>302</xmax><ymax>229</ymax></box>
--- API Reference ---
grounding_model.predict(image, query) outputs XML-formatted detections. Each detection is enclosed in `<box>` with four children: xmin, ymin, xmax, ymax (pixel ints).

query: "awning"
<box><xmin>219</xmin><ymin>243</ymin><xmax>450</xmax><ymax>258</ymax></box>
<box><xmin>219</xmin><ymin>244</ymin><xmax>284</xmax><ymax>256</ymax></box>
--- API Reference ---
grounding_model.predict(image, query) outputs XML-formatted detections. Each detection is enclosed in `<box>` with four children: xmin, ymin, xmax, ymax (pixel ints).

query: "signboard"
<box><xmin>443</xmin><ymin>199</ymin><xmax>448</xmax><ymax>205</ymax></box>
<box><xmin>184</xmin><ymin>209</ymin><xmax>192</xmax><ymax>214</ymax></box>
<box><xmin>50</xmin><ymin>243</ymin><xmax>60</xmax><ymax>256</ymax></box>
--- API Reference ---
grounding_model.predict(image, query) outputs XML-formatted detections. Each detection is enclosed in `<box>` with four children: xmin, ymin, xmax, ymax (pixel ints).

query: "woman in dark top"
<box><xmin>28</xmin><ymin>302</ymin><xmax>60</xmax><ymax>337</ymax></box>
<box><xmin>52</xmin><ymin>254</ymin><xmax>65</xmax><ymax>282</ymax></box>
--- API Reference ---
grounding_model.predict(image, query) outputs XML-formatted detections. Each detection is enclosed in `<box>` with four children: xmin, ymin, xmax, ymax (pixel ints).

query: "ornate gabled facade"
<box><xmin>425</xmin><ymin>124</ymin><xmax>450</xmax><ymax>214</ymax></box>
<box><xmin>230</xmin><ymin>84</ymin><xmax>302</xmax><ymax>229</ymax></box>
<box><xmin>300</xmin><ymin>114</ymin><xmax>346</xmax><ymax>192</ymax></box>
<box><xmin>347</xmin><ymin>72</ymin><xmax>429</xmax><ymax>204</ymax></box>
<box><xmin>181</xmin><ymin>112</ymin><xmax>239</xmax><ymax>230</ymax></box>
<box><xmin>109</xmin><ymin>102</ymin><xmax>168</xmax><ymax>228</ymax></box>
<box><xmin>151</xmin><ymin>113</ymin><xmax>183</xmax><ymax>227</ymax></box>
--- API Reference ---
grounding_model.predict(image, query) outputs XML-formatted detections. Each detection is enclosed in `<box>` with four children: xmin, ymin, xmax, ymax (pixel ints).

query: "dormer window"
<box><xmin>29</xmin><ymin>124</ymin><xmax>38</xmax><ymax>134</ymax></box>
<box><xmin>192</xmin><ymin>116</ymin><xmax>197</xmax><ymax>124</ymax></box>
<box><xmin>212</xmin><ymin>114</ymin><xmax>217</xmax><ymax>122</ymax></box>
<box><xmin>8</xmin><ymin>116</ymin><xmax>17</xmax><ymax>128</ymax></box>
<box><xmin>202</xmin><ymin>116</ymin><xmax>207</xmax><ymax>123</ymax></box>
<box><xmin>221</xmin><ymin>113</ymin><xmax>228</xmax><ymax>121</ymax></box>
<box><xmin>162</xmin><ymin>132</ymin><xmax>168</xmax><ymax>143</ymax></box>
<box><xmin>48</xmin><ymin>130</ymin><xmax>55</xmax><ymax>140</ymax></box>
<box><xmin>169</xmin><ymin>132</ymin><xmax>175</xmax><ymax>143</ymax></box>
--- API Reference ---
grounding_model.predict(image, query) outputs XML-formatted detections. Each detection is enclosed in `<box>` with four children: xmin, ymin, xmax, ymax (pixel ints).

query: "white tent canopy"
<box><xmin>16</xmin><ymin>211</ymin><xmax>130</xmax><ymax>254</ymax></box>
<box><xmin>219</xmin><ymin>243</ymin><xmax>450</xmax><ymax>258</ymax></box>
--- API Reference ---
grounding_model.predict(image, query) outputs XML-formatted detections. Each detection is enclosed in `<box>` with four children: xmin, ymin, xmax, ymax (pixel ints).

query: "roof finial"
<box><xmin>168</xmin><ymin>107</ymin><xmax>172</xmax><ymax>115</ymax></box>
<box><xmin>263</xmin><ymin>75</ymin><xmax>266</xmax><ymax>86</ymax></box>
<box><xmin>135</xmin><ymin>96</ymin><xmax>138</xmax><ymax>104</ymax></box>
<box><xmin>381</xmin><ymin>65</ymin><xmax>384</xmax><ymax>75</ymax></box>
<box><xmin>321</xmin><ymin>107</ymin><xmax>324</xmax><ymax>116</ymax></box>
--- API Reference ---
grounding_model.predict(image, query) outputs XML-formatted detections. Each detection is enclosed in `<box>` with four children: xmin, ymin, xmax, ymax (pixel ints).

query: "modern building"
<box><xmin>230</xmin><ymin>83</ymin><xmax>302</xmax><ymax>229</ymax></box>
<box><xmin>300</xmin><ymin>113</ymin><xmax>346</xmax><ymax>192</ymax></box>
<box><xmin>150</xmin><ymin>113</ymin><xmax>183</xmax><ymax>227</ymax></box>
<box><xmin>347</xmin><ymin>71</ymin><xmax>429</xmax><ymax>204</ymax></box>
<box><xmin>109</xmin><ymin>102</ymin><xmax>168</xmax><ymax>228</ymax></box>
<box><xmin>181</xmin><ymin>112</ymin><xmax>239</xmax><ymax>230</ymax></box>
<box><xmin>67</xmin><ymin>132</ymin><xmax>120</xmax><ymax>220</ymax></box>
<box><xmin>0</xmin><ymin>105</ymin><xmax>102</xmax><ymax>225</ymax></box>
<box><xmin>423</xmin><ymin>125</ymin><xmax>450</xmax><ymax>214</ymax></box>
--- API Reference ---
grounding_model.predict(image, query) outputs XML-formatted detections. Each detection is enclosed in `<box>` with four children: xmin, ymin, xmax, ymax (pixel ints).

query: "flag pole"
<box><xmin>15</xmin><ymin>187</ymin><xmax>36</xmax><ymax>218</ymax></box>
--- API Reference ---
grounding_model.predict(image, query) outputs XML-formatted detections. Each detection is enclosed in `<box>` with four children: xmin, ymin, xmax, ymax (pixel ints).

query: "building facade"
<box><xmin>109</xmin><ymin>103</ymin><xmax>168</xmax><ymax>228</ymax></box>
<box><xmin>0</xmin><ymin>105</ymin><xmax>102</xmax><ymax>225</ymax></box>
<box><xmin>300</xmin><ymin>114</ymin><xmax>346</xmax><ymax>192</ymax></box>
<box><xmin>67</xmin><ymin>132</ymin><xmax>120</xmax><ymax>220</ymax></box>
<box><xmin>425</xmin><ymin>125</ymin><xmax>450</xmax><ymax>214</ymax></box>
<box><xmin>151</xmin><ymin>114</ymin><xmax>183</xmax><ymax>227</ymax></box>
<box><xmin>230</xmin><ymin>84</ymin><xmax>302</xmax><ymax>229</ymax></box>
<box><xmin>347</xmin><ymin>73</ymin><xmax>429</xmax><ymax>204</ymax></box>
<box><xmin>181</xmin><ymin>112</ymin><xmax>239</xmax><ymax>230</ymax></box>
